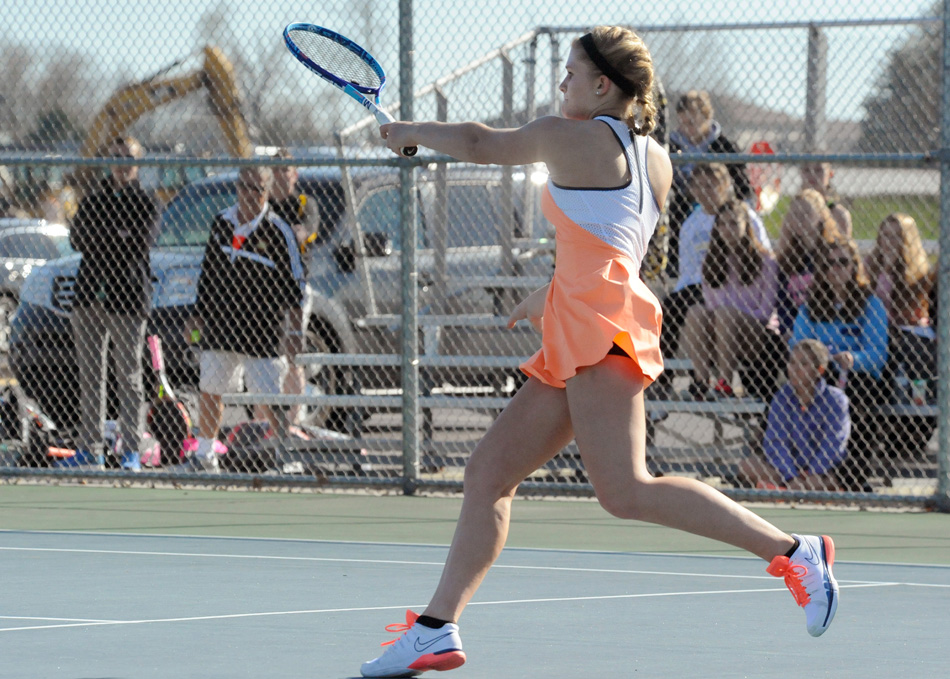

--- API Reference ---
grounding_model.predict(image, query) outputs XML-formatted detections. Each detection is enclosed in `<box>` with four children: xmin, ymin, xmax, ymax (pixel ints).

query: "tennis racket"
<box><xmin>145</xmin><ymin>335</ymin><xmax>192</xmax><ymax>466</ymax></box>
<box><xmin>283</xmin><ymin>23</ymin><xmax>417</xmax><ymax>157</ymax></box>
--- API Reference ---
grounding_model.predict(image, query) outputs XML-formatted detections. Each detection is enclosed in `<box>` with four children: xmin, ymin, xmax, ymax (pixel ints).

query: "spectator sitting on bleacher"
<box><xmin>775</xmin><ymin>189</ymin><xmax>841</xmax><ymax>339</ymax></box>
<box><xmin>800</xmin><ymin>161</ymin><xmax>852</xmax><ymax>239</ymax></box>
<box><xmin>737</xmin><ymin>339</ymin><xmax>850</xmax><ymax>491</ymax></box>
<box><xmin>681</xmin><ymin>198</ymin><xmax>778</xmax><ymax>399</ymax></box>
<box><xmin>649</xmin><ymin>163</ymin><xmax>770</xmax><ymax>402</ymax></box>
<box><xmin>864</xmin><ymin>213</ymin><xmax>935</xmax><ymax>393</ymax></box>
<box><xmin>791</xmin><ymin>235</ymin><xmax>889</xmax><ymax>493</ymax></box>
<box><xmin>865</xmin><ymin>213</ymin><xmax>937</xmax><ymax>471</ymax></box>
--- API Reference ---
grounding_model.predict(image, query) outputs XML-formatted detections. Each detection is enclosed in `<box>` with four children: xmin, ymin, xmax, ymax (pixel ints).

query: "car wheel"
<box><xmin>0</xmin><ymin>296</ymin><xmax>18</xmax><ymax>355</ymax></box>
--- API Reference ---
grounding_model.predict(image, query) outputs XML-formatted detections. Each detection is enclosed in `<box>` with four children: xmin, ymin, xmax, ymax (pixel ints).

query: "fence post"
<box><xmin>549</xmin><ymin>32</ymin><xmax>561</xmax><ymax>117</ymax></box>
<box><xmin>522</xmin><ymin>35</ymin><xmax>539</xmax><ymax>233</ymax></box>
<box><xmin>432</xmin><ymin>87</ymin><xmax>449</xmax><ymax>315</ymax></box>
<box><xmin>936</xmin><ymin>0</ymin><xmax>950</xmax><ymax>512</ymax></box>
<box><xmin>499</xmin><ymin>52</ymin><xmax>516</xmax><ymax>313</ymax></box>
<box><xmin>804</xmin><ymin>24</ymin><xmax>828</xmax><ymax>151</ymax></box>
<box><xmin>399</xmin><ymin>0</ymin><xmax>420</xmax><ymax>495</ymax></box>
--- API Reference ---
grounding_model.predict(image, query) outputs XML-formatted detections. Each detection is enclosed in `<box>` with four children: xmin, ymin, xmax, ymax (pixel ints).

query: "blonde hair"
<box><xmin>109</xmin><ymin>135</ymin><xmax>144</xmax><ymax>159</ymax></box>
<box><xmin>868</xmin><ymin>213</ymin><xmax>930</xmax><ymax>285</ymax></box>
<box><xmin>690</xmin><ymin>161</ymin><xmax>731</xmax><ymax>187</ymax></box>
<box><xmin>574</xmin><ymin>26</ymin><xmax>657</xmax><ymax>135</ymax></box>
<box><xmin>777</xmin><ymin>188</ymin><xmax>841</xmax><ymax>275</ymax></box>
<box><xmin>676</xmin><ymin>90</ymin><xmax>714</xmax><ymax>120</ymax></box>
<box><xmin>792</xmin><ymin>338</ymin><xmax>830</xmax><ymax>372</ymax></box>
<box><xmin>865</xmin><ymin>212</ymin><xmax>932</xmax><ymax>324</ymax></box>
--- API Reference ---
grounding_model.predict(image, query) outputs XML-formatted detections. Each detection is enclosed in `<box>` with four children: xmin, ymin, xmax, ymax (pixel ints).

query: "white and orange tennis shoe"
<box><xmin>767</xmin><ymin>533</ymin><xmax>839</xmax><ymax>637</ymax></box>
<box><xmin>361</xmin><ymin>610</ymin><xmax>466</xmax><ymax>678</ymax></box>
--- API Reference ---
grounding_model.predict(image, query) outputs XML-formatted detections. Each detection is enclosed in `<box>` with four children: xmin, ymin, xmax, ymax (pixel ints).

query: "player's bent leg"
<box><xmin>566</xmin><ymin>356</ymin><xmax>795</xmax><ymax>561</ymax></box>
<box><xmin>567</xmin><ymin>357</ymin><xmax>838</xmax><ymax>636</ymax></box>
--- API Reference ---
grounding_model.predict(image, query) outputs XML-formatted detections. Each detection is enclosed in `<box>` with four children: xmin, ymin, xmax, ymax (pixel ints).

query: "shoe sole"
<box><xmin>815</xmin><ymin>535</ymin><xmax>838</xmax><ymax>636</ymax></box>
<box><xmin>408</xmin><ymin>650</ymin><xmax>466</xmax><ymax>673</ymax></box>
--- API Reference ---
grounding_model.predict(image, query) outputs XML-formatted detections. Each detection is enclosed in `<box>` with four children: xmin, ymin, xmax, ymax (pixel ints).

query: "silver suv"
<box><xmin>11</xmin><ymin>165</ymin><xmax>552</xmax><ymax>431</ymax></box>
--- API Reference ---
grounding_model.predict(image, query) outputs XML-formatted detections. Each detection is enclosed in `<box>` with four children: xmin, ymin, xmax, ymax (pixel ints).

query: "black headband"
<box><xmin>578</xmin><ymin>33</ymin><xmax>637</xmax><ymax>97</ymax></box>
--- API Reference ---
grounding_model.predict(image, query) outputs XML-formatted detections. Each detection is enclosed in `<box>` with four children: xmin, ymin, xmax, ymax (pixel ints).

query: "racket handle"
<box><xmin>402</xmin><ymin>146</ymin><xmax>417</xmax><ymax>157</ymax></box>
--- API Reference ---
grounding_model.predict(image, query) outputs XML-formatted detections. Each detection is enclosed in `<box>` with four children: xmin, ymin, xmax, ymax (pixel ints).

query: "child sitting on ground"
<box><xmin>737</xmin><ymin>339</ymin><xmax>850</xmax><ymax>491</ymax></box>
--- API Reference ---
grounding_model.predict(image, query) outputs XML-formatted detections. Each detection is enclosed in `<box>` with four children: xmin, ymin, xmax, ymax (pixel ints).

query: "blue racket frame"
<box><xmin>283</xmin><ymin>22</ymin><xmax>394</xmax><ymax>126</ymax></box>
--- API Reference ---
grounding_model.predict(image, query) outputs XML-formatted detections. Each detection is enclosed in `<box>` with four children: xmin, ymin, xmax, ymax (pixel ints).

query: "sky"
<box><xmin>5</xmin><ymin>0</ymin><xmax>940</xmax><ymax>127</ymax></box>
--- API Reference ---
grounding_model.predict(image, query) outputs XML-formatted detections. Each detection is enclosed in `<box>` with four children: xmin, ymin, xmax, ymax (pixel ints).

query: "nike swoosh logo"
<box><xmin>414</xmin><ymin>632</ymin><xmax>453</xmax><ymax>653</ymax></box>
<box><xmin>802</xmin><ymin>540</ymin><xmax>821</xmax><ymax>566</ymax></box>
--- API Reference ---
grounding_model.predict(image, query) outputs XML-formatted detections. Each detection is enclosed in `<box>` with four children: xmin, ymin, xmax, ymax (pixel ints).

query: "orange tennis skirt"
<box><xmin>520</xmin><ymin>191</ymin><xmax>664</xmax><ymax>389</ymax></box>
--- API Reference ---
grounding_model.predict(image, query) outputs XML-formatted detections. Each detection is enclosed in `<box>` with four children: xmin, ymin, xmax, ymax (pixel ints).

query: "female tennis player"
<box><xmin>367</xmin><ymin>26</ymin><xmax>838</xmax><ymax>678</ymax></box>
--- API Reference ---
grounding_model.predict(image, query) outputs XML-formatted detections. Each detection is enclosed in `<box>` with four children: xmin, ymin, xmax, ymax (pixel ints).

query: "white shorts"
<box><xmin>199</xmin><ymin>350</ymin><xmax>288</xmax><ymax>395</ymax></box>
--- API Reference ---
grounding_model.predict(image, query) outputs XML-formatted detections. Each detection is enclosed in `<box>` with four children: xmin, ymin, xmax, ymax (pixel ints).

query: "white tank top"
<box><xmin>546</xmin><ymin>115</ymin><xmax>661</xmax><ymax>265</ymax></box>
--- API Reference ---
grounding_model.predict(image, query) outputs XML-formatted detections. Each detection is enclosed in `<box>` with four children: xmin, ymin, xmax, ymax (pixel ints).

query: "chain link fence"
<box><xmin>0</xmin><ymin>1</ymin><xmax>946</xmax><ymax>508</ymax></box>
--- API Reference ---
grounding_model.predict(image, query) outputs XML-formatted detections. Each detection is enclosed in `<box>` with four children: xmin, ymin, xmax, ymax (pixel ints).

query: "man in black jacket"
<box><xmin>185</xmin><ymin>167</ymin><xmax>305</xmax><ymax>471</ymax></box>
<box><xmin>69</xmin><ymin>136</ymin><xmax>158</xmax><ymax>470</ymax></box>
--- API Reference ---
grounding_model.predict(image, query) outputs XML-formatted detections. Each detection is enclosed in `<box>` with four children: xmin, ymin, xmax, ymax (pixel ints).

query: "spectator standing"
<box><xmin>269</xmin><ymin>148</ymin><xmax>323</xmax><ymax>251</ymax></box>
<box><xmin>268</xmin><ymin>148</ymin><xmax>322</xmax><ymax>426</ymax></box>
<box><xmin>800</xmin><ymin>161</ymin><xmax>852</xmax><ymax>238</ymax></box>
<box><xmin>681</xmin><ymin>198</ymin><xmax>779</xmax><ymax>399</ymax></box>
<box><xmin>775</xmin><ymin>189</ymin><xmax>841</xmax><ymax>338</ymax></box>
<box><xmin>185</xmin><ymin>167</ymin><xmax>306</xmax><ymax>471</ymax></box>
<box><xmin>738</xmin><ymin>339</ymin><xmax>850</xmax><ymax>491</ymax></box>
<box><xmin>667</xmin><ymin>90</ymin><xmax>754</xmax><ymax>277</ymax></box>
<box><xmin>791</xmin><ymin>235</ymin><xmax>889</xmax><ymax>492</ymax></box>
<box><xmin>67</xmin><ymin>136</ymin><xmax>158</xmax><ymax>470</ymax></box>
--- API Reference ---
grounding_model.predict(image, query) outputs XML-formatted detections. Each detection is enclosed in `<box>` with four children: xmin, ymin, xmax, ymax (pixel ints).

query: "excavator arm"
<box><xmin>74</xmin><ymin>46</ymin><xmax>253</xmax><ymax>193</ymax></box>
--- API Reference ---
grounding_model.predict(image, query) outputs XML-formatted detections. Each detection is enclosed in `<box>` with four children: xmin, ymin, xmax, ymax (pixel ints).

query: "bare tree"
<box><xmin>859</xmin><ymin>4</ymin><xmax>940</xmax><ymax>153</ymax></box>
<box><xmin>35</xmin><ymin>51</ymin><xmax>95</xmax><ymax>139</ymax></box>
<box><xmin>0</xmin><ymin>44</ymin><xmax>38</xmax><ymax>141</ymax></box>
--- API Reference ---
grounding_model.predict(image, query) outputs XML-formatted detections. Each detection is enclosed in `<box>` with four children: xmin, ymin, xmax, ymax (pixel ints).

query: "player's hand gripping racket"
<box><xmin>283</xmin><ymin>23</ymin><xmax>417</xmax><ymax>157</ymax></box>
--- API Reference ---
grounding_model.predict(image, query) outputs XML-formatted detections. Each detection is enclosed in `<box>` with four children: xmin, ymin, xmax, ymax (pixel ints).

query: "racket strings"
<box><xmin>288</xmin><ymin>30</ymin><xmax>383</xmax><ymax>90</ymax></box>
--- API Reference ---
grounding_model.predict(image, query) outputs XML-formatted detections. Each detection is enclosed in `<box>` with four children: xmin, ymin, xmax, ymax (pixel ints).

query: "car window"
<box><xmin>445</xmin><ymin>184</ymin><xmax>503</xmax><ymax>248</ymax></box>
<box><xmin>156</xmin><ymin>185</ymin><xmax>235</xmax><ymax>248</ymax></box>
<box><xmin>0</xmin><ymin>232</ymin><xmax>72</xmax><ymax>259</ymax></box>
<box><xmin>356</xmin><ymin>187</ymin><xmax>425</xmax><ymax>250</ymax></box>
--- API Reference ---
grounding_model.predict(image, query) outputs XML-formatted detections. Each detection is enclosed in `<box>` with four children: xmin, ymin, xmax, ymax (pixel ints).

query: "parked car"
<box><xmin>10</xmin><ymin>165</ymin><xmax>553</xmax><ymax>432</ymax></box>
<box><xmin>0</xmin><ymin>218</ymin><xmax>73</xmax><ymax>354</ymax></box>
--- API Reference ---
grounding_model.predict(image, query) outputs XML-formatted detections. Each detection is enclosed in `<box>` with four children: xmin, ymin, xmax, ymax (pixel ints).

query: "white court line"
<box><xmin>0</xmin><ymin>616</ymin><xmax>119</xmax><ymax>623</ymax></box>
<box><xmin>0</xmin><ymin>546</ymin><xmax>901</xmax><ymax>585</ymax></box>
<box><xmin>0</xmin><ymin>581</ymin><xmax>897</xmax><ymax>634</ymax></box>
<box><xmin>5</xmin><ymin>529</ymin><xmax>950</xmax><ymax>570</ymax></box>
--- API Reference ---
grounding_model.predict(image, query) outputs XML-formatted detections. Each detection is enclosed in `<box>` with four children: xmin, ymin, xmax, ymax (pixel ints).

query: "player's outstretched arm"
<box><xmin>380</xmin><ymin>117</ymin><xmax>569</xmax><ymax>166</ymax></box>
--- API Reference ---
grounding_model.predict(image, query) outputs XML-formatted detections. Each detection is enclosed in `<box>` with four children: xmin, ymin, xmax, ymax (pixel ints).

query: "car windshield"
<box><xmin>0</xmin><ymin>229</ymin><xmax>74</xmax><ymax>259</ymax></box>
<box><xmin>155</xmin><ymin>184</ymin><xmax>235</xmax><ymax>248</ymax></box>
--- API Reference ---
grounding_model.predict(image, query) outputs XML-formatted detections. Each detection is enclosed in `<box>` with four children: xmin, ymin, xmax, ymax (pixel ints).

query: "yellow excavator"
<box><xmin>80</xmin><ymin>45</ymin><xmax>252</xmax><ymax>162</ymax></box>
<box><xmin>38</xmin><ymin>45</ymin><xmax>253</xmax><ymax>217</ymax></box>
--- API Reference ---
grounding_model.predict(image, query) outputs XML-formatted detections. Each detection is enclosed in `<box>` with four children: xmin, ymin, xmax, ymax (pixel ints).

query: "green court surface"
<box><xmin>1</xmin><ymin>481</ymin><xmax>948</xmax><ymax>564</ymax></box>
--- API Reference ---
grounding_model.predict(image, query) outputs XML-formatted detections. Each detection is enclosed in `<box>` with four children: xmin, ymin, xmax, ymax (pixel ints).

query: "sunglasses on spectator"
<box><xmin>828</xmin><ymin>256</ymin><xmax>853</xmax><ymax>267</ymax></box>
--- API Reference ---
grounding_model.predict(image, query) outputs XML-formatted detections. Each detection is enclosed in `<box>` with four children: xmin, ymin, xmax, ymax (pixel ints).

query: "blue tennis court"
<box><xmin>1</xmin><ymin>527</ymin><xmax>947</xmax><ymax>678</ymax></box>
